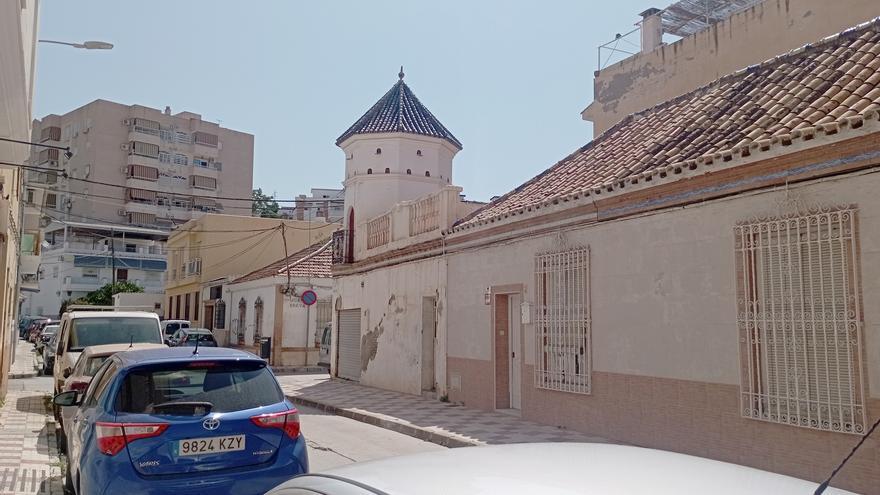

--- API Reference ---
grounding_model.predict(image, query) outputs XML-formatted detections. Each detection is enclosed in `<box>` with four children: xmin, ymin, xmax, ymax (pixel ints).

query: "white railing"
<box><xmin>409</xmin><ymin>194</ymin><xmax>439</xmax><ymax>236</ymax></box>
<box><xmin>366</xmin><ymin>213</ymin><xmax>391</xmax><ymax>250</ymax></box>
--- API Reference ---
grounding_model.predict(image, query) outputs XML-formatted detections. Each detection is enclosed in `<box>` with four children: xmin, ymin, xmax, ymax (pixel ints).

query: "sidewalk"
<box><xmin>0</xmin><ymin>340</ymin><xmax>63</xmax><ymax>495</ymax></box>
<box><xmin>277</xmin><ymin>374</ymin><xmax>608</xmax><ymax>448</ymax></box>
<box><xmin>8</xmin><ymin>340</ymin><xmax>39</xmax><ymax>379</ymax></box>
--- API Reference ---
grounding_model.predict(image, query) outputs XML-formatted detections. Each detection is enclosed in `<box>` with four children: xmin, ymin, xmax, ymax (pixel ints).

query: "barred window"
<box><xmin>735</xmin><ymin>206</ymin><xmax>866</xmax><ymax>434</ymax></box>
<box><xmin>534</xmin><ymin>246</ymin><xmax>591</xmax><ymax>394</ymax></box>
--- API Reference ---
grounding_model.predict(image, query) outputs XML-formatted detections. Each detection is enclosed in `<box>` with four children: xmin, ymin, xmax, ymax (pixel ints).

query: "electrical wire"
<box><xmin>6</xmin><ymin>159</ymin><xmax>345</xmax><ymax>205</ymax></box>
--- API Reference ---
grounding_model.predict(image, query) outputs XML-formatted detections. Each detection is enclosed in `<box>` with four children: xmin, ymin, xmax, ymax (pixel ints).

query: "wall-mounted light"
<box><xmin>484</xmin><ymin>287</ymin><xmax>491</xmax><ymax>305</ymax></box>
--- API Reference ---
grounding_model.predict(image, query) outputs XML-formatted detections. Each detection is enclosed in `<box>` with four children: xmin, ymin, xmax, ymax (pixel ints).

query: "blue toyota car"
<box><xmin>54</xmin><ymin>347</ymin><xmax>308</xmax><ymax>495</ymax></box>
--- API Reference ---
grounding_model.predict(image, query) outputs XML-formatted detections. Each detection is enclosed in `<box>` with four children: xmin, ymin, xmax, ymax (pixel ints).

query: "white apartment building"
<box><xmin>22</xmin><ymin>99</ymin><xmax>254</xmax><ymax>315</ymax></box>
<box><xmin>24</xmin><ymin>221</ymin><xmax>168</xmax><ymax>318</ymax></box>
<box><xmin>280</xmin><ymin>188</ymin><xmax>344</xmax><ymax>222</ymax></box>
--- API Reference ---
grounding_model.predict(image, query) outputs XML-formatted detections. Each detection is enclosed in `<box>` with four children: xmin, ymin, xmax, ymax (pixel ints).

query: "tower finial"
<box><xmin>398</xmin><ymin>66</ymin><xmax>405</xmax><ymax>80</ymax></box>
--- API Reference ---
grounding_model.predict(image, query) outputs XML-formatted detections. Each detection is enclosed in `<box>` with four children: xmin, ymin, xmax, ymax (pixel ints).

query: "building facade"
<box><xmin>163</xmin><ymin>214</ymin><xmax>337</xmax><ymax>343</ymax></box>
<box><xmin>326</xmin><ymin>4</ymin><xmax>880</xmax><ymax>492</ymax></box>
<box><xmin>330</xmin><ymin>72</ymin><xmax>483</xmax><ymax>394</ymax></box>
<box><xmin>0</xmin><ymin>0</ymin><xmax>40</xmax><ymax>397</ymax></box>
<box><xmin>582</xmin><ymin>0</ymin><xmax>880</xmax><ymax>135</ymax></box>
<box><xmin>26</xmin><ymin>99</ymin><xmax>254</xmax><ymax>229</ymax></box>
<box><xmin>23</xmin><ymin>221</ymin><xmax>168</xmax><ymax>317</ymax></box>
<box><xmin>280</xmin><ymin>188</ymin><xmax>344</xmax><ymax>222</ymax></box>
<box><xmin>223</xmin><ymin>241</ymin><xmax>333</xmax><ymax>366</ymax></box>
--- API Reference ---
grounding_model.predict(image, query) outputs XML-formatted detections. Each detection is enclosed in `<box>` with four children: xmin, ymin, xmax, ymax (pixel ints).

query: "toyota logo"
<box><xmin>202</xmin><ymin>417</ymin><xmax>221</xmax><ymax>431</ymax></box>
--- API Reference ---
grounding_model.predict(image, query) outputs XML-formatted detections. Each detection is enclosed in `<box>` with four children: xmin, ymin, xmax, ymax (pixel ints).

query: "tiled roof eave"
<box><xmin>451</xmin><ymin>113</ymin><xmax>880</xmax><ymax>234</ymax></box>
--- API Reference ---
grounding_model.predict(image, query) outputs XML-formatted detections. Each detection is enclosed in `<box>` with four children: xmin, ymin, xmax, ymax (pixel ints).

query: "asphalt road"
<box><xmin>298</xmin><ymin>404</ymin><xmax>445</xmax><ymax>471</ymax></box>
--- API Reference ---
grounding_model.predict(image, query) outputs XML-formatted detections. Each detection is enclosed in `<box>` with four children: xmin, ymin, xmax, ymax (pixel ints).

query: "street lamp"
<box><xmin>38</xmin><ymin>39</ymin><xmax>114</xmax><ymax>50</ymax></box>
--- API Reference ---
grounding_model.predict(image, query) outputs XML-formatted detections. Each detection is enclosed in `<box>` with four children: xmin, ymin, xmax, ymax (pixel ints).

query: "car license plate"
<box><xmin>177</xmin><ymin>435</ymin><xmax>245</xmax><ymax>456</ymax></box>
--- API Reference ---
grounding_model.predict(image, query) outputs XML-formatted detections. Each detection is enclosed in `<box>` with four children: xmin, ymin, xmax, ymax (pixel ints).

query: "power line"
<box><xmin>6</xmin><ymin>160</ymin><xmax>346</xmax><ymax>205</ymax></box>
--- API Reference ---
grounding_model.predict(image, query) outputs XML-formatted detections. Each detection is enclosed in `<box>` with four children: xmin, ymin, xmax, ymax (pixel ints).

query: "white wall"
<box><xmin>335</xmin><ymin>257</ymin><xmax>446</xmax><ymax>395</ymax></box>
<box><xmin>447</xmin><ymin>171</ymin><xmax>880</xmax><ymax>396</ymax></box>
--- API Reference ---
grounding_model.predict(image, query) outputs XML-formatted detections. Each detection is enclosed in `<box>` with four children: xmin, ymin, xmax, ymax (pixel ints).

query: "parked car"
<box><xmin>42</xmin><ymin>331</ymin><xmax>60</xmax><ymax>375</ymax></box>
<box><xmin>26</xmin><ymin>318</ymin><xmax>50</xmax><ymax>343</ymax></box>
<box><xmin>267</xmin><ymin>443</ymin><xmax>854</xmax><ymax>495</ymax></box>
<box><xmin>160</xmin><ymin>319</ymin><xmax>190</xmax><ymax>340</ymax></box>
<box><xmin>54</xmin><ymin>347</ymin><xmax>308</xmax><ymax>495</ymax></box>
<box><xmin>19</xmin><ymin>316</ymin><xmax>37</xmax><ymax>339</ymax></box>
<box><xmin>53</xmin><ymin>311</ymin><xmax>164</xmax><ymax>405</ymax></box>
<box><xmin>35</xmin><ymin>324</ymin><xmax>59</xmax><ymax>353</ymax></box>
<box><xmin>167</xmin><ymin>327</ymin><xmax>217</xmax><ymax>347</ymax></box>
<box><xmin>58</xmin><ymin>343</ymin><xmax>167</xmax><ymax>448</ymax></box>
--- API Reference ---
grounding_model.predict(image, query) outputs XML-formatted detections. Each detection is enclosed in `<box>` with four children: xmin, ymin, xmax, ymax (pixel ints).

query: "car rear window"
<box><xmin>186</xmin><ymin>333</ymin><xmax>215</xmax><ymax>343</ymax></box>
<box><xmin>85</xmin><ymin>356</ymin><xmax>111</xmax><ymax>376</ymax></box>
<box><xmin>70</xmin><ymin>317</ymin><xmax>161</xmax><ymax>351</ymax></box>
<box><xmin>115</xmin><ymin>362</ymin><xmax>283</xmax><ymax>414</ymax></box>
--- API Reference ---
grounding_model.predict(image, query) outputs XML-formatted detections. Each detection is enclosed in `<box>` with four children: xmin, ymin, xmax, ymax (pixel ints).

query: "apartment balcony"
<box><xmin>125</xmin><ymin>176</ymin><xmax>159</xmax><ymax>190</ymax></box>
<box><xmin>127</xmin><ymin>129</ymin><xmax>161</xmax><ymax>147</ymax></box>
<box><xmin>43</xmin><ymin>240</ymin><xmax>167</xmax><ymax>261</ymax></box>
<box><xmin>62</xmin><ymin>276</ymin><xmax>103</xmax><ymax>293</ymax></box>
<box><xmin>127</xmin><ymin>153</ymin><xmax>159</xmax><ymax>168</ymax></box>
<box><xmin>20</xmin><ymin>254</ymin><xmax>40</xmax><ymax>293</ymax></box>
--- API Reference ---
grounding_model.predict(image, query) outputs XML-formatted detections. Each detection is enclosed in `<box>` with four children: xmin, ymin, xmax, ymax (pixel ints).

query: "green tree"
<box><xmin>252</xmin><ymin>188</ymin><xmax>280</xmax><ymax>218</ymax></box>
<box><xmin>82</xmin><ymin>281</ymin><xmax>144</xmax><ymax>306</ymax></box>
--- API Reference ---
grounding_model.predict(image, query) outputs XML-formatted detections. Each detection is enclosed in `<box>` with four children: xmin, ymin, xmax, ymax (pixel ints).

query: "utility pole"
<box><xmin>110</xmin><ymin>227</ymin><xmax>116</xmax><ymax>286</ymax></box>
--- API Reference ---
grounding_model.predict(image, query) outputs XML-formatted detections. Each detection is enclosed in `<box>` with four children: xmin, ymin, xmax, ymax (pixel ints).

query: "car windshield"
<box><xmin>42</xmin><ymin>327</ymin><xmax>58</xmax><ymax>335</ymax></box>
<box><xmin>115</xmin><ymin>362</ymin><xmax>282</xmax><ymax>414</ymax></box>
<box><xmin>69</xmin><ymin>317</ymin><xmax>161</xmax><ymax>351</ymax></box>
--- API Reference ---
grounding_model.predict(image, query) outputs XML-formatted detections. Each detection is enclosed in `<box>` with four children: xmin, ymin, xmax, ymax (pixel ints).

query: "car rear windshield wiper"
<box><xmin>151</xmin><ymin>401</ymin><xmax>213</xmax><ymax>416</ymax></box>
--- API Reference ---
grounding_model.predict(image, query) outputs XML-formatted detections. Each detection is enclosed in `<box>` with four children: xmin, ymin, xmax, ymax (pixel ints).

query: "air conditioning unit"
<box><xmin>123</xmin><ymin>119</ymin><xmax>132</xmax><ymax>126</ymax></box>
<box><xmin>121</xmin><ymin>143</ymin><xmax>130</xmax><ymax>151</ymax></box>
<box><xmin>118</xmin><ymin>209</ymin><xmax>126</xmax><ymax>216</ymax></box>
<box><xmin>121</xmin><ymin>166</ymin><xmax>129</xmax><ymax>174</ymax></box>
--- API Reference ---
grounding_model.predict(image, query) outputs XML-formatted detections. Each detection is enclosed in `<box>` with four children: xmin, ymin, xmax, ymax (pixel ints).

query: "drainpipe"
<box><xmin>639</xmin><ymin>8</ymin><xmax>663</xmax><ymax>53</ymax></box>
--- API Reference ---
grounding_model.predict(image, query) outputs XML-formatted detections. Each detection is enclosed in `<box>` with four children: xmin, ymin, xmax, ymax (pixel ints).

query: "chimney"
<box><xmin>164</xmin><ymin>106</ymin><xmax>172</xmax><ymax>115</ymax></box>
<box><xmin>639</xmin><ymin>8</ymin><xmax>663</xmax><ymax>53</ymax></box>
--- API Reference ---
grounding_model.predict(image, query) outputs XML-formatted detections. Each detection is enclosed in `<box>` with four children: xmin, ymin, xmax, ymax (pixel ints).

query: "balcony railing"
<box><xmin>409</xmin><ymin>194</ymin><xmax>439</xmax><ymax>236</ymax></box>
<box><xmin>366</xmin><ymin>213</ymin><xmax>390</xmax><ymax>249</ymax></box>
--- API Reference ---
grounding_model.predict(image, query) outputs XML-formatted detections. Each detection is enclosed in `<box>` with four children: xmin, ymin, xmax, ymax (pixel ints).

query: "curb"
<box><xmin>287</xmin><ymin>394</ymin><xmax>480</xmax><ymax>449</ymax></box>
<box><xmin>8</xmin><ymin>350</ymin><xmax>40</xmax><ymax>379</ymax></box>
<box><xmin>272</xmin><ymin>367</ymin><xmax>329</xmax><ymax>376</ymax></box>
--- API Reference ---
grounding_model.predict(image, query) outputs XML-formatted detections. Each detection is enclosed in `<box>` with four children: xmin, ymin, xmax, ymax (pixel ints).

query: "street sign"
<box><xmin>301</xmin><ymin>289</ymin><xmax>317</xmax><ymax>306</ymax></box>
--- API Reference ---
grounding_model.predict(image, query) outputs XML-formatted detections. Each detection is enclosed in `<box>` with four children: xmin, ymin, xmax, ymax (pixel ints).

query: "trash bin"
<box><xmin>260</xmin><ymin>337</ymin><xmax>271</xmax><ymax>359</ymax></box>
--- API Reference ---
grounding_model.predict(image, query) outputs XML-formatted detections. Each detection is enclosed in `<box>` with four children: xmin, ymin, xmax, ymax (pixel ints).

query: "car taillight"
<box><xmin>250</xmin><ymin>409</ymin><xmax>300</xmax><ymax>439</ymax></box>
<box><xmin>67</xmin><ymin>381</ymin><xmax>89</xmax><ymax>392</ymax></box>
<box><xmin>96</xmin><ymin>422</ymin><xmax>168</xmax><ymax>456</ymax></box>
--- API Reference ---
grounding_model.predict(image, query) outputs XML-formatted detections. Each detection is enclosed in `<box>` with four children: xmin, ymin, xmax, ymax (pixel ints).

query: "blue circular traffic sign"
<box><xmin>301</xmin><ymin>290</ymin><xmax>317</xmax><ymax>306</ymax></box>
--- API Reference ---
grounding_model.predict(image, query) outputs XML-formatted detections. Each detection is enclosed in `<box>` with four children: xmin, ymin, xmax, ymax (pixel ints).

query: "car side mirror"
<box><xmin>53</xmin><ymin>391</ymin><xmax>81</xmax><ymax>407</ymax></box>
<box><xmin>62</xmin><ymin>369</ymin><xmax>72</xmax><ymax>379</ymax></box>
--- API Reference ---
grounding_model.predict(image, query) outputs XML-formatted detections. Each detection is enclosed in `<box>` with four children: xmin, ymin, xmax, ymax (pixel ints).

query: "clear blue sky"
<box><xmin>35</xmin><ymin>0</ymin><xmax>658</xmax><ymax>203</ymax></box>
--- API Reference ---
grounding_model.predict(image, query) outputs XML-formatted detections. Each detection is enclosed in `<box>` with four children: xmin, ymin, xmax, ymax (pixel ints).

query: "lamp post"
<box><xmin>38</xmin><ymin>39</ymin><xmax>113</xmax><ymax>50</ymax></box>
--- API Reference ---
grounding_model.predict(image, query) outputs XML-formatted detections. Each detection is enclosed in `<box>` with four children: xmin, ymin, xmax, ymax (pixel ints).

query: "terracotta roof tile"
<box><xmin>456</xmin><ymin>22</ymin><xmax>880</xmax><ymax>230</ymax></box>
<box><xmin>231</xmin><ymin>239</ymin><xmax>332</xmax><ymax>285</ymax></box>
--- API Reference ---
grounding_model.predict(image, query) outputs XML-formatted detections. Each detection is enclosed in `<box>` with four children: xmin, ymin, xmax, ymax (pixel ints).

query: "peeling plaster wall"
<box><xmin>446</xmin><ymin>171</ymin><xmax>880</xmax><ymax>398</ymax></box>
<box><xmin>583</xmin><ymin>0</ymin><xmax>880</xmax><ymax>135</ymax></box>
<box><xmin>335</xmin><ymin>257</ymin><xmax>446</xmax><ymax>395</ymax></box>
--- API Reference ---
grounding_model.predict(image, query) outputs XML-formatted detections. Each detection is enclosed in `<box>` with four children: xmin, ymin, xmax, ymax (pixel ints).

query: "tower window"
<box><xmin>384</xmin><ymin>167</ymin><xmax>390</xmax><ymax>174</ymax></box>
<box><xmin>375</xmin><ymin>148</ymin><xmax>382</xmax><ymax>155</ymax></box>
<box><xmin>416</xmin><ymin>150</ymin><xmax>422</xmax><ymax>157</ymax></box>
<box><xmin>425</xmin><ymin>171</ymin><xmax>431</xmax><ymax>177</ymax></box>
<box><xmin>367</xmin><ymin>168</ymin><xmax>373</xmax><ymax>175</ymax></box>
<box><xmin>406</xmin><ymin>169</ymin><xmax>412</xmax><ymax>175</ymax></box>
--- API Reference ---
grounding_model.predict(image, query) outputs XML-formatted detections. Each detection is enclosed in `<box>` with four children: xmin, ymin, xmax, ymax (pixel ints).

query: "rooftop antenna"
<box><xmin>192</xmin><ymin>333</ymin><xmax>200</xmax><ymax>356</ymax></box>
<box><xmin>129</xmin><ymin>335</ymin><xmax>133</xmax><ymax>349</ymax></box>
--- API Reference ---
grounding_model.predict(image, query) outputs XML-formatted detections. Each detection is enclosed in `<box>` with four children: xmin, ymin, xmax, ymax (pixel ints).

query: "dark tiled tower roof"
<box><xmin>336</xmin><ymin>69</ymin><xmax>462</xmax><ymax>149</ymax></box>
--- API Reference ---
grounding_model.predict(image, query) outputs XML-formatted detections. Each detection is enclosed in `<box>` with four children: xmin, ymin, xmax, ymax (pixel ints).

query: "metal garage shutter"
<box><xmin>337</xmin><ymin>309</ymin><xmax>361</xmax><ymax>382</ymax></box>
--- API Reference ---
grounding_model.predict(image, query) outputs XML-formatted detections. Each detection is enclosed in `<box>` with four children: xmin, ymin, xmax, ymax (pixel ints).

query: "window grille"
<box><xmin>173</xmin><ymin>153</ymin><xmax>188</xmax><ymax>166</ymax></box>
<box><xmin>254</xmin><ymin>297</ymin><xmax>264</xmax><ymax>343</ymax></box>
<box><xmin>534</xmin><ymin>246</ymin><xmax>591</xmax><ymax>394</ymax></box>
<box><xmin>159</xmin><ymin>151</ymin><xmax>171</xmax><ymax>164</ymax></box>
<box><xmin>734</xmin><ymin>206</ymin><xmax>866</xmax><ymax>434</ymax></box>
